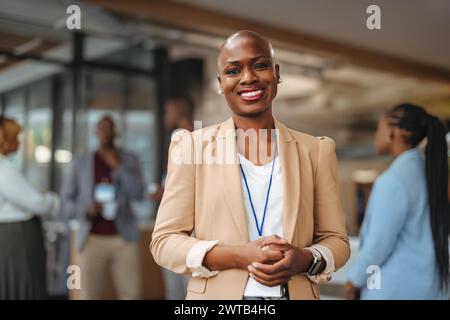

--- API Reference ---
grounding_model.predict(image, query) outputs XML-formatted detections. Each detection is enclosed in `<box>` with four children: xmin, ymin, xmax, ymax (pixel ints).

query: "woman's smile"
<box><xmin>238</xmin><ymin>86</ymin><xmax>266</xmax><ymax>102</ymax></box>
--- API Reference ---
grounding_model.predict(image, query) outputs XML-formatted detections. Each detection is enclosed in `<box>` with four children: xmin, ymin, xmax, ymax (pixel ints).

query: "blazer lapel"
<box><xmin>217</xmin><ymin>117</ymin><xmax>250</xmax><ymax>243</ymax></box>
<box><xmin>216</xmin><ymin>117</ymin><xmax>301</xmax><ymax>244</ymax></box>
<box><xmin>274</xmin><ymin>118</ymin><xmax>301</xmax><ymax>243</ymax></box>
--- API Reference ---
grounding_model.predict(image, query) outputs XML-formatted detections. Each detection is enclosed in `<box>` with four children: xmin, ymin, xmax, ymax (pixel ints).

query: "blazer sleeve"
<box><xmin>0</xmin><ymin>160</ymin><xmax>60</xmax><ymax>218</ymax></box>
<box><xmin>60</xmin><ymin>157</ymin><xmax>88</xmax><ymax>221</ymax></box>
<box><xmin>150</xmin><ymin>130</ymin><xmax>201</xmax><ymax>274</ymax></box>
<box><xmin>313</xmin><ymin>137</ymin><xmax>350</xmax><ymax>270</ymax></box>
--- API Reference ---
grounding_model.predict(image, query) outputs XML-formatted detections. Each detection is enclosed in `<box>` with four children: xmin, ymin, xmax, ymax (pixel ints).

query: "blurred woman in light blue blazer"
<box><xmin>345</xmin><ymin>103</ymin><xmax>449</xmax><ymax>300</ymax></box>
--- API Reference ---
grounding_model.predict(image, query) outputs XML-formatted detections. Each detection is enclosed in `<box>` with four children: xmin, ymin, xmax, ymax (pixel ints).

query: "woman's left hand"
<box><xmin>247</xmin><ymin>242</ymin><xmax>313</xmax><ymax>287</ymax></box>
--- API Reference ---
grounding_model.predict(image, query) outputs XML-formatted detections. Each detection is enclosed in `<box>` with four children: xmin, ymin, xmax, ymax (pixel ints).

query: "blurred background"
<box><xmin>0</xmin><ymin>0</ymin><xmax>449</xmax><ymax>299</ymax></box>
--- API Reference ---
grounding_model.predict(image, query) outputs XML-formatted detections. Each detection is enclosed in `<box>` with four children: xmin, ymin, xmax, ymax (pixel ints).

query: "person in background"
<box><xmin>149</xmin><ymin>96</ymin><xmax>195</xmax><ymax>300</ymax></box>
<box><xmin>61</xmin><ymin>115</ymin><xmax>144</xmax><ymax>299</ymax></box>
<box><xmin>149</xmin><ymin>96</ymin><xmax>195</xmax><ymax>203</ymax></box>
<box><xmin>345</xmin><ymin>103</ymin><xmax>449</xmax><ymax>299</ymax></box>
<box><xmin>0</xmin><ymin>116</ymin><xmax>60</xmax><ymax>299</ymax></box>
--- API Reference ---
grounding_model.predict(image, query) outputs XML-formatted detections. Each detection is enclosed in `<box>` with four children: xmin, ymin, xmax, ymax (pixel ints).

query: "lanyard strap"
<box><xmin>239</xmin><ymin>153</ymin><xmax>276</xmax><ymax>238</ymax></box>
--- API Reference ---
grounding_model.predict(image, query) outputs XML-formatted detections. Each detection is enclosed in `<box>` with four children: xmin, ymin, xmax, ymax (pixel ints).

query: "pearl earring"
<box><xmin>277</xmin><ymin>78</ymin><xmax>283</xmax><ymax>84</ymax></box>
<box><xmin>218</xmin><ymin>89</ymin><xmax>224</xmax><ymax>94</ymax></box>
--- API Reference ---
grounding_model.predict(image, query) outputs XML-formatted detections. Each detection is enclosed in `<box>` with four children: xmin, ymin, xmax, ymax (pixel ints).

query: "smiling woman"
<box><xmin>150</xmin><ymin>30</ymin><xmax>350</xmax><ymax>300</ymax></box>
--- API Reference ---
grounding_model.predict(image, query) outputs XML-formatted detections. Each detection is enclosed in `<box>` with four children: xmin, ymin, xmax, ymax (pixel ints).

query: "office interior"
<box><xmin>0</xmin><ymin>0</ymin><xmax>449</xmax><ymax>299</ymax></box>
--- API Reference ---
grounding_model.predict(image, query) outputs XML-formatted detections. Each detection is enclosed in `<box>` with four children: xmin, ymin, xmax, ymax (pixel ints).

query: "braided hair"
<box><xmin>387</xmin><ymin>103</ymin><xmax>449</xmax><ymax>290</ymax></box>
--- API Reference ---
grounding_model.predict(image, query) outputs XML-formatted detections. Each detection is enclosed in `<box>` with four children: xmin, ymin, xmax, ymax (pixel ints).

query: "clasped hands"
<box><xmin>239</xmin><ymin>235</ymin><xmax>312</xmax><ymax>287</ymax></box>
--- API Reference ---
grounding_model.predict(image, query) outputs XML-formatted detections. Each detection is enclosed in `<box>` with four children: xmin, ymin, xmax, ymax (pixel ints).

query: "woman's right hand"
<box><xmin>203</xmin><ymin>235</ymin><xmax>287</xmax><ymax>271</ymax></box>
<box><xmin>235</xmin><ymin>235</ymin><xmax>287</xmax><ymax>269</ymax></box>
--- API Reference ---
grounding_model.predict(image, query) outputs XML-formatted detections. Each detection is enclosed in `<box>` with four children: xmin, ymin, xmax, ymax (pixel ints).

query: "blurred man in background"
<box><xmin>149</xmin><ymin>96</ymin><xmax>194</xmax><ymax>202</ymax></box>
<box><xmin>61</xmin><ymin>115</ymin><xmax>144</xmax><ymax>299</ymax></box>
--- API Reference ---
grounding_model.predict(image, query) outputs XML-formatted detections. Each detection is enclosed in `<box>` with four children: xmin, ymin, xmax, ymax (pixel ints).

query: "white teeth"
<box><xmin>241</xmin><ymin>90</ymin><xmax>263</xmax><ymax>98</ymax></box>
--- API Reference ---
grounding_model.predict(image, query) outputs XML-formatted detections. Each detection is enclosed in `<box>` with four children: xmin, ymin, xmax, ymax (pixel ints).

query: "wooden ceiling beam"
<box><xmin>86</xmin><ymin>0</ymin><xmax>450</xmax><ymax>83</ymax></box>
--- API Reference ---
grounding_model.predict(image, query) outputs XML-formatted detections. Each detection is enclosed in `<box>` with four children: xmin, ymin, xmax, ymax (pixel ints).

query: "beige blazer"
<box><xmin>150</xmin><ymin>117</ymin><xmax>350</xmax><ymax>300</ymax></box>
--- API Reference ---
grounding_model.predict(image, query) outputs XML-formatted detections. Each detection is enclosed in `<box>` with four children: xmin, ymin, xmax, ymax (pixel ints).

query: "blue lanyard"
<box><xmin>239</xmin><ymin>153</ymin><xmax>276</xmax><ymax>238</ymax></box>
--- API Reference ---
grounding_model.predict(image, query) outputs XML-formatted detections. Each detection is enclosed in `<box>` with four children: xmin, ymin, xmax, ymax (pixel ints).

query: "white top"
<box><xmin>0</xmin><ymin>154</ymin><xmax>60</xmax><ymax>222</ymax></box>
<box><xmin>238</xmin><ymin>152</ymin><xmax>284</xmax><ymax>297</ymax></box>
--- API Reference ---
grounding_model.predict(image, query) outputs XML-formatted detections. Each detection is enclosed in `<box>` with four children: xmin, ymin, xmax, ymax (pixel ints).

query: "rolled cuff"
<box><xmin>186</xmin><ymin>240</ymin><xmax>220</xmax><ymax>278</ymax></box>
<box><xmin>304</xmin><ymin>244</ymin><xmax>335</xmax><ymax>284</ymax></box>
